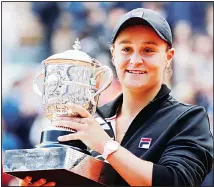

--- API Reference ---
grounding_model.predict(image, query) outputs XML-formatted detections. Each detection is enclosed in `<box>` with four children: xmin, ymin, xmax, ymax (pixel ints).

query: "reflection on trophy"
<box><xmin>3</xmin><ymin>39</ymin><xmax>116</xmax><ymax>185</ymax></box>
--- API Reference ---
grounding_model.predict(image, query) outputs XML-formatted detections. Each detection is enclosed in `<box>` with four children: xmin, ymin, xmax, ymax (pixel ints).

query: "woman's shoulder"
<box><xmin>168</xmin><ymin>95</ymin><xmax>208</xmax><ymax>118</ymax></box>
<box><xmin>166</xmin><ymin>97</ymin><xmax>211</xmax><ymax>135</ymax></box>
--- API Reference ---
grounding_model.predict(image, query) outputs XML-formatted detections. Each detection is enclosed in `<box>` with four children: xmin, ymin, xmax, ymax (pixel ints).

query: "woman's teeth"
<box><xmin>126</xmin><ymin>70</ymin><xmax>146</xmax><ymax>74</ymax></box>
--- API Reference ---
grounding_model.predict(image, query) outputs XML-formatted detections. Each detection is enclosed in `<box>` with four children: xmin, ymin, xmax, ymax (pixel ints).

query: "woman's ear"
<box><xmin>166</xmin><ymin>47</ymin><xmax>175</xmax><ymax>64</ymax></box>
<box><xmin>110</xmin><ymin>45</ymin><xmax>115</xmax><ymax>65</ymax></box>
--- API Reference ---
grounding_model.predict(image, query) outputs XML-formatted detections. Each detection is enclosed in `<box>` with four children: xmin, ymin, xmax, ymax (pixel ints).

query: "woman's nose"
<box><xmin>129</xmin><ymin>53</ymin><xmax>143</xmax><ymax>65</ymax></box>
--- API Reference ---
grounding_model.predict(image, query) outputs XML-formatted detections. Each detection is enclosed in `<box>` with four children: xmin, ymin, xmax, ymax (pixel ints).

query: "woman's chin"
<box><xmin>123</xmin><ymin>81</ymin><xmax>147</xmax><ymax>91</ymax></box>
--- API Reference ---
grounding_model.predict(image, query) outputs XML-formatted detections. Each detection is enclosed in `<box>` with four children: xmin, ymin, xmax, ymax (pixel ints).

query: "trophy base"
<box><xmin>40</xmin><ymin>129</ymin><xmax>90</xmax><ymax>155</ymax></box>
<box><xmin>3</xmin><ymin>146</ymin><xmax>116</xmax><ymax>186</ymax></box>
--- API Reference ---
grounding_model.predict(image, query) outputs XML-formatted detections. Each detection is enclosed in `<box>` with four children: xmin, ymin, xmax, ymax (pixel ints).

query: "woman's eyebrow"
<box><xmin>118</xmin><ymin>40</ymin><xmax>132</xmax><ymax>44</ymax></box>
<box><xmin>142</xmin><ymin>41</ymin><xmax>158</xmax><ymax>46</ymax></box>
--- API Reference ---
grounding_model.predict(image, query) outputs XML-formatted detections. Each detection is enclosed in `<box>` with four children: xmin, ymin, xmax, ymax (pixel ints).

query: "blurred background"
<box><xmin>2</xmin><ymin>2</ymin><xmax>213</xmax><ymax>185</ymax></box>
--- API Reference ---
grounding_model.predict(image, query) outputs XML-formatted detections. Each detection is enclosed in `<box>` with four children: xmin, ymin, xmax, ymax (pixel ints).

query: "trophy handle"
<box><xmin>93</xmin><ymin>66</ymin><xmax>113</xmax><ymax>98</ymax></box>
<box><xmin>33</xmin><ymin>70</ymin><xmax>44</xmax><ymax>97</ymax></box>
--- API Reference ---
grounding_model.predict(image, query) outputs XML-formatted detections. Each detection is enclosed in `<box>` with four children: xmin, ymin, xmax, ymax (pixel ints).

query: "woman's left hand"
<box><xmin>53</xmin><ymin>104</ymin><xmax>112</xmax><ymax>154</ymax></box>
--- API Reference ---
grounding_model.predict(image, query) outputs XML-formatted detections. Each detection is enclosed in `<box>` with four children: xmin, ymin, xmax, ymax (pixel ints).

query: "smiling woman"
<box><xmin>111</xmin><ymin>24</ymin><xmax>174</xmax><ymax>92</ymax></box>
<box><xmin>19</xmin><ymin>7</ymin><xmax>213</xmax><ymax>187</ymax></box>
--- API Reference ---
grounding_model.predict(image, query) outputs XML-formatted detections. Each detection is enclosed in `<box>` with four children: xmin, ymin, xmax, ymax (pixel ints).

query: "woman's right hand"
<box><xmin>19</xmin><ymin>176</ymin><xmax>56</xmax><ymax>186</ymax></box>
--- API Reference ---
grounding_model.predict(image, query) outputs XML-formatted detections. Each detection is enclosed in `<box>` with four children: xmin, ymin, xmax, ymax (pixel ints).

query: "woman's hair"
<box><xmin>162</xmin><ymin>45</ymin><xmax>173</xmax><ymax>86</ymax></box>
<box><xmin>163</xmin><ymin>61</ymin><xmax>173</xmax><ymax>84</ymax></box>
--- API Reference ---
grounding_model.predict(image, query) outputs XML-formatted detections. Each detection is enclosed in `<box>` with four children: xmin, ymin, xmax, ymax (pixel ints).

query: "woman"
<box><xmin>19</xmin><ymin>8</ymin><xmax>213</xmax><ymax>186</ymax></box>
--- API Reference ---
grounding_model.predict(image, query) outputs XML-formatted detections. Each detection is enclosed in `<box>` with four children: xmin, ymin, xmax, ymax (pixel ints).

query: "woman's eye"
<box><xmin>122</xmin><ymin>47</ymin><xmax>131</xmax><ymax>52</ymax></box>
<box><xmin>143</xmin><ymin>48</ymin><xmax>154</xmax><ymax>53</ymax></box>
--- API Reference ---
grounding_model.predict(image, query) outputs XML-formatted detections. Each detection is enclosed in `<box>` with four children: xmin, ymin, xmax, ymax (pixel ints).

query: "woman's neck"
<box><xmin>120</xmin><ymin>84</ymin><xmax>162</xmax><ymax>118</ymax></box>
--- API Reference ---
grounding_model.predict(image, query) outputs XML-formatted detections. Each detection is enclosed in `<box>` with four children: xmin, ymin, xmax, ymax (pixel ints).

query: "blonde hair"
<box><xmin>163</xmin><ymin>62</ymin><xmax>173</xmax><ymax>86</ymax></box>
<box><xmin>163</xmin><ymin>45</ymin><xmax>173</xmax><ymax>85</ymax></box>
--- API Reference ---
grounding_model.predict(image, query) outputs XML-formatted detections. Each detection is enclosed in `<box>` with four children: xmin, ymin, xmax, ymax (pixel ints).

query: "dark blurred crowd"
<box><xmin>2</xmin><ymin>2</ymin><xmax>213</xmax><ymax>186</ymax></box>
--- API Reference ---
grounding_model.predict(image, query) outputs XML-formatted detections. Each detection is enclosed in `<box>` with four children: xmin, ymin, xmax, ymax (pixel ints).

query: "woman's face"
<box><xmin>111</xmin><ymin>25</ymin><xmax>174</xmax><ymax>91</ymax></box>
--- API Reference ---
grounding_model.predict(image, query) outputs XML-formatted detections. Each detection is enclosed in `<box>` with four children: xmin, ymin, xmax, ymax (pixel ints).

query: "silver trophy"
<box><xmin>3</xmin><ymin>39</ymin><xmax>116</xmax><ymax>185</ymax></box>
<box><xmin>32</xmin><ymin>38</ymin><xmax>113</xmax><ymax>153</ymax></box>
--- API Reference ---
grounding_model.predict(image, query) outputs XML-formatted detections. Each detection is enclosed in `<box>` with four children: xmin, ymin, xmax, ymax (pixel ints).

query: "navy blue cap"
<box><xmin>111</xmin><ymin>8</ymin><xmax>172</xmax><ymax>47</ymax></box>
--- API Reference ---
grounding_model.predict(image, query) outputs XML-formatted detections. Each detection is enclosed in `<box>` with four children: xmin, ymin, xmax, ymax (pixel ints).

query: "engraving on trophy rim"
<box><xmin>43</xmin><ymin>59</ymin><xmax>100</xmax><ymax>68</ymax></box>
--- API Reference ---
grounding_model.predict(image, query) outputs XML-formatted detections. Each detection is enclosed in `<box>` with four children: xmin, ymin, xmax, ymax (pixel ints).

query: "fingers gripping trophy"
<box><xmin>33</xmin><ymin>38</ymin><xmax>113</xmax><ymax>153</ymax></box>
<box><xmin>3</xmin><ymin>39</ymin><xmax>116</xmax><ymax>186</ymax></box>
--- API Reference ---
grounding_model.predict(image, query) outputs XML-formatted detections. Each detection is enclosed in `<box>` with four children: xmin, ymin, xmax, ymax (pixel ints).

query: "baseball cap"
<box><xmin>111</xmin><ymin>8</ymin><xmax>172</xmax><ymax>47</ymax></box>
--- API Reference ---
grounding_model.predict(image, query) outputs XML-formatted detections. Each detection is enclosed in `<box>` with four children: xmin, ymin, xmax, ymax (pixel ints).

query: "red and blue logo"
<box><xmin>138</xmin><ymin>138</ymin><xmax>152</xmax><ymax>149</ymax></box>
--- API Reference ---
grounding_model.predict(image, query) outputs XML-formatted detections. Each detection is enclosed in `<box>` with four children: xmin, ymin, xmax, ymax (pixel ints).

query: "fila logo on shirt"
<box><xmin>138</xmin><ymin>138</ymin><xmax>152</xmax><ymax>149</ymax></box>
